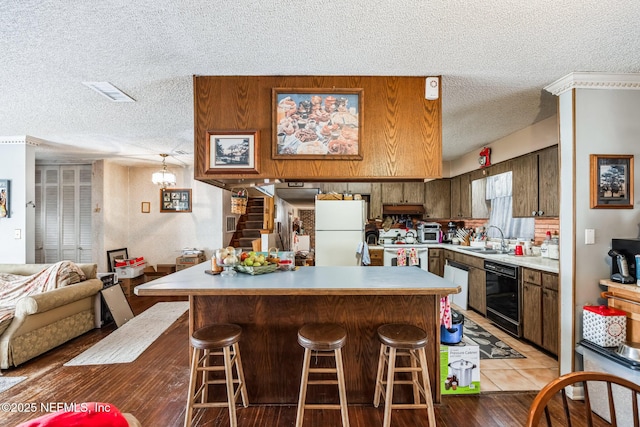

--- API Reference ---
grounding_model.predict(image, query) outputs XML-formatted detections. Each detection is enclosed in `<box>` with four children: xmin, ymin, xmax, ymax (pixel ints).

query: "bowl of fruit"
<box><xmin>236</xmin><ymin>251</ymin><xmax>278</xmax><ymax>275</ymax></box>
<box><xmin>215</xmin><ymin>247</ymin><xmax>241</xmax><ymax>277</ymax></box>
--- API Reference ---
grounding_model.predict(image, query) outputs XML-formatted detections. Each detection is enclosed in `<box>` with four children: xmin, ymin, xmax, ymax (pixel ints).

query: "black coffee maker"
<box><xmin>610</xmin><ymin>238</ymin><xmax>640</xmax><ymax>283</ymax></box>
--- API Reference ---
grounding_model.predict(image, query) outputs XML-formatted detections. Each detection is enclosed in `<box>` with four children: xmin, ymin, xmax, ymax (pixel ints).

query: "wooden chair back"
<box><xmin>526</xmin><ymin>371</ymin><xmax>640</xmax><ymax>427</ymax></box>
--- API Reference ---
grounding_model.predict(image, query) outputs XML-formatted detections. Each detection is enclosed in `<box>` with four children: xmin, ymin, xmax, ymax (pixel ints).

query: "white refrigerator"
<box><xmin>315</xmin><ymin>200</ymin><xmax>365</xmax><ymax>266</ymax></box>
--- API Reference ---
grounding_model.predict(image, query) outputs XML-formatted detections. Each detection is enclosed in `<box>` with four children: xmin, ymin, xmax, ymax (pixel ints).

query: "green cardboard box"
<box><xmin>440</xmin><ymin>344</ymin><xmax>480</xmax><ymax>395</ymax></box>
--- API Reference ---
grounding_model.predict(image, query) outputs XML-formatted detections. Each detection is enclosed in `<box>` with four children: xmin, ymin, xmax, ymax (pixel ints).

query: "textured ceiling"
<box><xmin>1</xmin><ymin>1</ymin><xmax>639</xmax><ymax>170</ymax></box>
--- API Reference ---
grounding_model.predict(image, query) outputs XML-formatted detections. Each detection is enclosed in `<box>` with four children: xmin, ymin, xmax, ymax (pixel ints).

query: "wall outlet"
<box><xmin>14</xmin><ymin>229</ymin><xmax>21</xmax><ymax>239</ymax></box>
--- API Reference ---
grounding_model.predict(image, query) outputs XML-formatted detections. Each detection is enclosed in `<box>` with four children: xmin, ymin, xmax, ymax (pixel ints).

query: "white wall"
<box><xmin>0</xmin><ymin>140</ymin><xmax>35</xmax><ymax>263</ymax></box>
<box><xmin>447</xmin><ymin>115</ymin><xmax>558</xmax><ymax>177</ymax></box>
<box><xmin>556</xmin><ymin>84</ymin><xmax>640</xmax><ymax>374</ymax></box>
<box><xmin>101</xmin><ymin>163</ymin><xmax>226</xmax><ymax>271</ymax></box>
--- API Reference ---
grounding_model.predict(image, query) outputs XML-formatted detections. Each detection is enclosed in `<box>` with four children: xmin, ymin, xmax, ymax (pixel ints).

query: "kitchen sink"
<box><xmin>458</xmin><ymin>247</ymin><xmax>503</xmax><ymax>255</ymax></box>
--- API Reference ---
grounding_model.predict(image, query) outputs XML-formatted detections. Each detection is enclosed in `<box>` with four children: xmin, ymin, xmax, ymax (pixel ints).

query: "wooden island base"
<box><xmin>191</xmin><ymin>294</ymin><xmax>440</xmax><ymax>404</ymax></box>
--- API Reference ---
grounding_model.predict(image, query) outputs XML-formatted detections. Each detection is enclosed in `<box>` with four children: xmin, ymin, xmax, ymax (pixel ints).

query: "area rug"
<box><xmin>0</xmin><ymin>376</ymin><xmax>27</xmax><ymax>394</ymax></box>
<box><xmin>64</xmin><ymin>301</ymin><xmax>189</xmax><ymax>366</ymax></box>
<box><xmin>461</xmin><ymin>318</ymin><xmax>525</xmax><ymax>360</ymax></box>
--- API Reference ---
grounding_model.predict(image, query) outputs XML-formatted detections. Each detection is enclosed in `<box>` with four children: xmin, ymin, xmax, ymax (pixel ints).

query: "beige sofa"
<box><xmin>0</xmin><ymin>263</ymin><xmax>103</xmax><ymax>369</ymax></box>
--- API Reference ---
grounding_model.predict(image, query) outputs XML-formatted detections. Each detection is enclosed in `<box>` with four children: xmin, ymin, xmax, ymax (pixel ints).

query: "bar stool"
<box><xmin>295</xmin><ymin>323</ymin><xmax>350</xmax><ymax>427</ymax></box>
<box><xmin>185</xmin><ymin>323</ymin><xmax>248</xmax><ymax>427</ymax></box>
<box><xmin>373</xmin><ymin>323</ymin><xmax>436</xmax><ymax>427</ymax></box>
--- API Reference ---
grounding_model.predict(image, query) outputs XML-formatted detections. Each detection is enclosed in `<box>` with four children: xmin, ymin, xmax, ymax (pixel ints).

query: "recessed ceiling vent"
<box><xmin>82</xmin><ymin>82</ymin><xmax>135</xmax><ymax>102</ymax></box>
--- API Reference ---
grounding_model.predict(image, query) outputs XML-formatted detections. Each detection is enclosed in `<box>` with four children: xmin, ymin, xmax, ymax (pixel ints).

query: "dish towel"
<box><xmin>396</xmin><ymin>248</ymin><xmax>406</xmax><ymax>266</ymax></box>
<box><xmin>408</xmin><ymin>248</ymin><xmax>419</xmax><ymax>266</ymax></box>
<box><xmin>357</xmin><ymin>241</ymin><xmax>371</xmax><ymax>265</ymax></box>
<box><xmin>440</xmin><ymin>295</ymin><xmax>452</xmax><ymax>328</ymax></box>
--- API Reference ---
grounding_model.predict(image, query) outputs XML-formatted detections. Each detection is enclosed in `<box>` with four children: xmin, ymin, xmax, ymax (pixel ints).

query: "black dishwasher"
<box><xmin>485</xmin><ymin>260</ymin><xmax>521</xmax><ymax>337</ymax></box>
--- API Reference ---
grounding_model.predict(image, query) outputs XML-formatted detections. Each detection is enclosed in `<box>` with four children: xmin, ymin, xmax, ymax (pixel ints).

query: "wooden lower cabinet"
<box><xmin>428</xmin><ymin>248</ymin><xmax>443</xmax><ymax>276</ymax></box>
<box><xmin>522</xmin><ymin>267</ymin><xmax>558</xmax><ymax>355</ymax></box>
<box><xmin>541</xmin><ymin>273</ymin><xmax>559</xmax><ymax>355</ymax></box>
<box><xmin>369</xmin><ymin>248</ymin><xmax>383</xmax><ymax>266</ymax></box>
<box><xmin>522</xmin><ymin>281</ymin><xmax>543</xmax><ymax>346</ymax></box>
<box><xmin>467</xmin><ymin>266</ymin><xmax>486</xmax><ymax>315</ymax></box>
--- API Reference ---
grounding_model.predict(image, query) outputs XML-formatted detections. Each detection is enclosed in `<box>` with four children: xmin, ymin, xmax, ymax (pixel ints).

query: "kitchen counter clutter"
<box><xmin>136</xmin><ymin>264</ymin><xmax>459</xmax><ymax>404</ymax></box>
<box><xmin>426</xmin><ymin>243</ymin><xmax>559</xmax><ymax>273</ymax></box>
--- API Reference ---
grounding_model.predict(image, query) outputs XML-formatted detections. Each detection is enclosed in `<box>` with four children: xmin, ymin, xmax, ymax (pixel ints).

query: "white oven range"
<box><xmin>379</xmin><ymin>229</ymin><xmax>429</xmax><ymax>271</ymax></box>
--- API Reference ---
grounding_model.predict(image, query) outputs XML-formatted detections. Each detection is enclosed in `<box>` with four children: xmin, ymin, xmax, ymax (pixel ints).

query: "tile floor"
<box><xmin>458</xmin><ymin>308</ymin><xmax>559</xmax><ymax>392</ymax></box>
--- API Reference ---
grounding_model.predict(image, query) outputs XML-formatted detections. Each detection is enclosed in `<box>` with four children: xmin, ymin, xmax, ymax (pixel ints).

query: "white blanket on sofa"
<box><xmin>0</xmin><ymin>261</ymin><xmax>87</xmax><ymax>325</ymax></box>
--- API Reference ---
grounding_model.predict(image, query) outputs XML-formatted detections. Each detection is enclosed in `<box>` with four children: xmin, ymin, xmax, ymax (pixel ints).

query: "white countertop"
<box><xmin>434</xmin><ymin>244</ymin><xmax>559</xmax><ymax>273</ymax></box>
<box><xmin>370</xmin><ymin>242</ymin><xmax>559</xmax><ymax>273</ymax></box>
<box><xmin>135</xmin><ymin>262</ymin><xmax>461</xmax><ymax>296</ymax></box>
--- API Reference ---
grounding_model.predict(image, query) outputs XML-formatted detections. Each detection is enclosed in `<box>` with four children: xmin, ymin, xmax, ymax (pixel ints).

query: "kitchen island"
<box><xmin>135</xmin><ymin>264</ymin><xmax>460</xmax><ymax>404</ymax></box>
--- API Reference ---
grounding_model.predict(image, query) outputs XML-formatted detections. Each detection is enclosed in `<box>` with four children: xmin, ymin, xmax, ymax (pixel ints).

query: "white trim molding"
<box><xmin>544</xmin><ymin>72</ymin><xmax>640</xmax><ymax>96</ymax></box>
<box><xmin>0</xmin><ymin>135</ymin><xmax>42</xmax><ymax>146</ymax></box>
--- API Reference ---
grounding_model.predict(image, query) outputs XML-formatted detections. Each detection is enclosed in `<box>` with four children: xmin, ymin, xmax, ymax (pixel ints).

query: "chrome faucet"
<box><xmin>488</xmin><ymin>225</ymin><xmax>508</xmax><ymax>253</ymax></box>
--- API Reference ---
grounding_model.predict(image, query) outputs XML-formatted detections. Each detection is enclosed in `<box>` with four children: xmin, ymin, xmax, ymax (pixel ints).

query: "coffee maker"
<box><xmin>445</xmin><ymin>221</ymin><xmax>458</xmax><ymax>242</ymax></box>
<box><xmin>610</xmin><ymin>238</ymin><xmax>640</xmax><ymax>282</ymax></box>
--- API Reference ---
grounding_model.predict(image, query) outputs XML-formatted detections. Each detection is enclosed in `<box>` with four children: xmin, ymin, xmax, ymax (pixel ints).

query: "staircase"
<box><xmin>230</xmin><ymin>197</ymin><xmax>265</xmax><ymax>251</ymax></box>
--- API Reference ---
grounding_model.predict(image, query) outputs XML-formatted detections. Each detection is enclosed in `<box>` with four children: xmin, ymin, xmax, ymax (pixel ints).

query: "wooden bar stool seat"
<box><xmin>185</xmin><ymin>323</ymin><xmax>248</xmax><ymax>427</ymax></box>
<box><xmin>373</xmin><ymin>324</ymin><xmax>436</xmax><ymax>427</ymax></box>
<box><xmin>295</xmin><ymin>323</ymin><xmax>350</xmax><ymax>427</ymax></box>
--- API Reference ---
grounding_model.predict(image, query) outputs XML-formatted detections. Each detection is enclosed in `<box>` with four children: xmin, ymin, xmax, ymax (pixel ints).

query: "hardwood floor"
<box><xmin>0</xmin><ymin>295</ymin><xmax>598</xmax><ymax>426</ymax></box>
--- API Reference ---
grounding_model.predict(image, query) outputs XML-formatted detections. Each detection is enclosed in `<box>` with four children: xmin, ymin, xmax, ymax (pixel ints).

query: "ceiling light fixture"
<box><xmin>151</xmin><ymin>154</ymin><xmax>176</xmax><ymax>188</ymax></box>
<box><xmin>82</xmin><ymin>81</ymin><xmax>135</xmax><ymax>102</ymax></box>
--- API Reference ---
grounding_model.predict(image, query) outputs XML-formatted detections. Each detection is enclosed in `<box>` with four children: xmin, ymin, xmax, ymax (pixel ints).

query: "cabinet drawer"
<box><xmin>522</xmin><ymin>267</ymin><xmax>542</xmax><ymax>286</ymax></box>
<box><xmin>453</xmin><ymin>252</ymin><xmax>484</xmax><ymax>269</ymax></box>
<box><xmin>542</xmin><ymin>272</ymin><xmax>558</xmax><ymax>291</ymax></box>
<box><xmin>429</xmin><ymin>248</ymin><xmax>442</xmax><ymax>258</ymax></box>
<box><xmin>369</xmin><ymin>249</ymin><xmax>383</xmax><ymax>261</ymax></box>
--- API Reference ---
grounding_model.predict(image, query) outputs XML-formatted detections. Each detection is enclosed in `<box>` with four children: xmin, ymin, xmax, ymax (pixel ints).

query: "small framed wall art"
<box><xmin>0</xmin><ymin>179</ymin><xmax>9</xmax><ymax>218</ymax></box>
<box><xmin>590</xmin><ymin>154</ymin><xmax>634</xmax><ymax>209</ymax></box>
<box><xmin>141</xmin><ymin>202</ymin><xmax>151</xmax><ymax>213</ymax></box>
<box><xmin>160</xmin><ymin>188</ymin><xmax>192</xmax><ymax>213</ymax></box>
<box><xmin>272</xmin><ymin>88</ymin><xmax>363</xmax><ymax>160</ymax></box>
<box><xmin>206</xmin><ymin>130</ymin><xmax>259</xmax><ymax>174</ymax></box>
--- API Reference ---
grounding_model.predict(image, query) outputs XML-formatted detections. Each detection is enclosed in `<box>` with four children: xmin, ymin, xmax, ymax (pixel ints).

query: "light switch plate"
<box><xmin>14</xmin><ymin>229</ymin><xmax>21</xmax><ymax>239</ymax></box>
<box><xmin>585</xmin><ymin>229</ymin><xmax>595</xmax><ymax>245</ymax></box>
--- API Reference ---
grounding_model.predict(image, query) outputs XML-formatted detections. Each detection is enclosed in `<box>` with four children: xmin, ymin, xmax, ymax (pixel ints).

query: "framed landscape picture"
<box><xmin>160</xmin><ymin>188</ymin><xmax>192</xmax><ymax>213</ymax></box>
<box><xmin>590</xmin><ymin>154</ymin><xmax>634</xmax><ymax>209</ymax></box>
<box><xmin>0</xmin><ymin>179</ymin><xmax>9</xmax><ymax>218</ymax></box>
<box><xmin>272</xmin><ymin>88</ymin><xmax>363</xmax><ymax>160</ymax></box>
<box><xmin>206</xmin><ymin>130</ymin><xmax>259</xmax><ymax>174</ymax></box>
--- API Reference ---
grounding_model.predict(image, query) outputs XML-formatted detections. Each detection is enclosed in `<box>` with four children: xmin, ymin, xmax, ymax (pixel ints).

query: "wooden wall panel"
<box><xmin>194</xmin><ymin>76</ymin><xmax>442</xmax><ymax>185</ymax></box>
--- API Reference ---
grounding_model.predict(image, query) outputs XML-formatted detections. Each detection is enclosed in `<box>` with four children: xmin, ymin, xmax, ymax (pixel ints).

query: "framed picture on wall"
<box><xmin>590</xmin><ymin>154</ymin><xmax>634</xmax><ymax>209</ymax></box>
<box><xmin>272</xmin><ymin>88</ymin><xmax>363</xmax><ymax>160</ymax></box>
<box><xmin>160</xmin><ymin>188</ymin><xmax>192</xmax><ymax>212</ymax></box>
<box><xmin>206</xmin><ymin>130</ymin><xmax>259</xmax><ymax>174</ymax></box>
<box><xmin>0</xmin><ymin>179</ymin><xmax>9</xmax><ymax>218</ymax></box>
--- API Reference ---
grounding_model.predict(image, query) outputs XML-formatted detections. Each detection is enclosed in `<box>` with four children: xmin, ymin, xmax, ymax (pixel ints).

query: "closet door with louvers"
<box><xmin>35</xmin><ymin>165</ymin><xmax>92</xmax><ymax>264</ymax></box>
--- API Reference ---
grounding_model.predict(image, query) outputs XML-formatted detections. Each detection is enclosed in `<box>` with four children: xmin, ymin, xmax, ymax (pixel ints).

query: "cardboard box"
<box><xmin>116</xmin><ymin>263</ymin><xmax>146</xmax><ymax>279</ymax></box>
<box><xmin>316</xmin><ymin>193</ymin><xmax>342</xmax><ymax>200</ymax></box>
<box><xmin>583</xmin><ymin>305</ymin><xmax>627</xmax><ymax>347</ymax></box>
<box><xmin>440</xmin><ymin>344</ymin><xmax>480</xmax><ymax>395</ymax></box>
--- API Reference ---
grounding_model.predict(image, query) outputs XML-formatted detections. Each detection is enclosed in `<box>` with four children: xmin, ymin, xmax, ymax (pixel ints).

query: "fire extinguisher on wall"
<box><xmin>478</xmin><ymin>147</ymin><xmax>491</xmax><ymax>168</ymax></box>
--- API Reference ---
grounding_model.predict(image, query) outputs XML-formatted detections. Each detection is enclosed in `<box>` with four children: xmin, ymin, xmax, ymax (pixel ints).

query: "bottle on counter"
<box><xmin>548</xmin><ymin>233</ymin><xmax>559</xmax><ymax>260</ymax></box>
<box><xmin>540</xmin><ymin>231</ymin><xmax>552</xmax><ymax>258</ymax></box>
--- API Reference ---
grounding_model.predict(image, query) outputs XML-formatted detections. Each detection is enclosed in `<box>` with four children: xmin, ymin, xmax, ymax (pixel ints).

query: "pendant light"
<box><xmin>151</xmin><ymin>154</ymin><xmax>176</xmax><ymax>188</ymax></box>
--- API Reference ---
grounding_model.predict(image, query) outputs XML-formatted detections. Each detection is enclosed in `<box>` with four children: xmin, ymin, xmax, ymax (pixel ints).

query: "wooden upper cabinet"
<box><xmin>381</xmin><ymin>183</ymin><xmax>404</xmax><ymax>204</ymax></box>
<box><xmin>402</xmin><ymin>182</ymin><xmax>425</xmax><ymax>204</ymax></box>
<box><xmin>381</xmin><ymin>182</ymin><xmax>424</xmax><ymax>204</ymax></box>
<box><xmin>538</xmin><ymin>147</ymin><xmax>559</xmax><ymax>217</ymax></box>
<box><xmin>512</xmin><ymin>146</ymin><xmax>558</xmax><ymax>217</ymax></box>
<box><xmin>450</xmin><ymin>174</ymin><xmax>471</xmax><ymax>218</ymax></box>
<box><xmin>424</xmin><ymin>179</ymin><xmax>450</xmax><ymax>218</ymax></box>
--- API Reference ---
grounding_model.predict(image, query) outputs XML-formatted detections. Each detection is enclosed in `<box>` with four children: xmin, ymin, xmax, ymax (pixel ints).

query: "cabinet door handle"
<box><xmin>538</xmin><ymin>210</ymin><xmax>544</xmax><ymax>216</ymax></box>
<box><xmin>531</xmin><ymin>211</ymin><xmax>538</xmax><ymax>216</ymax></box>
